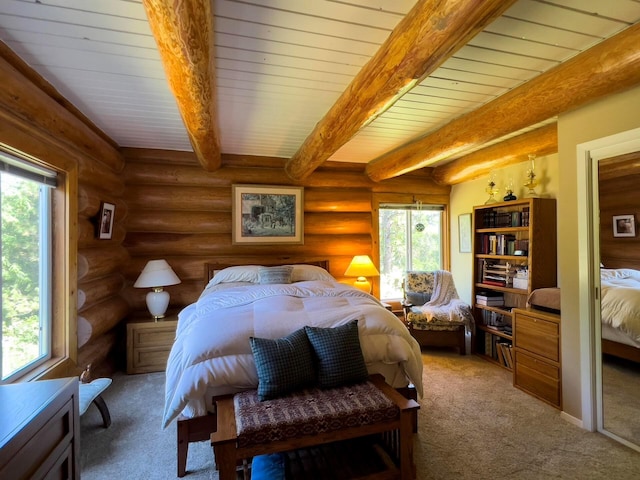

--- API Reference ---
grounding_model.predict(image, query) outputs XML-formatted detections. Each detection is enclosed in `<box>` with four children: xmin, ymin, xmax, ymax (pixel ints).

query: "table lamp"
<box><xmin>134</xmin><ymin>259</ymin><xmax>181</xmax><ymax>320</ymax></box>
<box><xmin>344</xmin><ymin>255</ymin><xmax>379</xmax><ymax>294</ymax></box>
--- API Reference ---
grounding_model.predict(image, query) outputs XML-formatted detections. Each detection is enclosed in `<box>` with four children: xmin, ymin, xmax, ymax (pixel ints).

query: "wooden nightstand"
<box><xmin>126</xmin><ymin>314</ymin><xmax>178</xmax><ymax>374</ymax></box>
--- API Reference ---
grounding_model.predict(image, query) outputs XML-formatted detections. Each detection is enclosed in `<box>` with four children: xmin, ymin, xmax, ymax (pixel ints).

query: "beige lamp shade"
<box><xmin>344</xmin><ymin>255</ymin><xmax>379</xmax><ymax>294</ymax></box>
<box><xmin>134</xmin><ymin>259</ymin><xmax>181</xmax><ymax>320</ymax></box>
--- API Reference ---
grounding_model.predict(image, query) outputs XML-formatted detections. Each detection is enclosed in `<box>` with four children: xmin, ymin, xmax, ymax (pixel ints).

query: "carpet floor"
<box><xmin>80</xmin><ymin>350</ymin><xmax>640</xmax><ymax>479</ymax></box>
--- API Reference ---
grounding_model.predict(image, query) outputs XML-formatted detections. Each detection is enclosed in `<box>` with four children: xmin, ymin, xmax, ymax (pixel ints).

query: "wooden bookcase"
<box><xmin>471</xmin><ymin>198</ymin><xmax>557</xmax><ymax>370</ymax></box>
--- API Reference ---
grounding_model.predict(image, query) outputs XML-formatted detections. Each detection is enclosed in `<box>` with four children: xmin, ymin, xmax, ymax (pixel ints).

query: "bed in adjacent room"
<box><xmin>163</xmin><ymin>260</ymin><xmax>424</xmax><ymax>476</ymax></box>
<box><xmin>599</xmin><ymin>268</ymin><xmax>640</xmax><ymax>363</ymax></box>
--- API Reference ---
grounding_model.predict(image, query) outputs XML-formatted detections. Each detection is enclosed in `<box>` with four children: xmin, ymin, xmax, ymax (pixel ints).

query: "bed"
<box><xmin>163</xmin><ymin>260</ymin><xmax>424</xmax><ymax>476</ymax></box>
<box><xmin>599</xmin><ymin>268</ymin><xmax>640</xmax><ymax>363</ymax></box>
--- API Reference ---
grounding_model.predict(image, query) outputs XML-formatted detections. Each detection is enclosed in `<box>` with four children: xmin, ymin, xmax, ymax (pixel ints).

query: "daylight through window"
<box><xmin>1</xmin><ymin>152</ymin><xmax>56</xmax><ymax>382</ymax></box>
<box><xmin>379</xmin><ymin>204</ymin><xmax>444</xmax><ymax>300</ymax></box>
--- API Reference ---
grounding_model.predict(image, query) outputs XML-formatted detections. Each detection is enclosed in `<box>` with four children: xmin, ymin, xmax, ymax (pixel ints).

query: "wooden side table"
<box><xmin>126</xmin><ymin>314</ymin><xmax>178</xmax><ymax>374</ymax></box>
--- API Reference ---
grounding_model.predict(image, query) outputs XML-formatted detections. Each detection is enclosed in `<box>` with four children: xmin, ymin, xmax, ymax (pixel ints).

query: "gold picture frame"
<box><xmin>232</xmin><ymin>184</ymin><xmax>304</xmax><ymax>245</ymax></box>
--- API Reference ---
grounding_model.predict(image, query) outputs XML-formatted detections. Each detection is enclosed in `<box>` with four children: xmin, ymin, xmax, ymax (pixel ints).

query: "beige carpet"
<box><xmin>80</xmin><ymin>350</ymin><xmax>640</xmax><ymax>479</ymax></box>
<box><xmin>602</xmin><ymin>355</ymin><xmax>640</xmax><ymax>445</ymax></box>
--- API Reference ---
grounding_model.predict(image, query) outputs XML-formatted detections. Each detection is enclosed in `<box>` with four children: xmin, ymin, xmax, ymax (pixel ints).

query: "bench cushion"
<box><xmin>234</xmin><ymin>380</ymin><xmax>399</xmax><ymax>448</ymax></box>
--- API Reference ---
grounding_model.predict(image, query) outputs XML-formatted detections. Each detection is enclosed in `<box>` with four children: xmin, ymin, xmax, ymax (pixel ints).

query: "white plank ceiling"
<box><xmin>1</xmin><ymin>0</ymin><xmax>639</xmax><ymax>166</ymax></box>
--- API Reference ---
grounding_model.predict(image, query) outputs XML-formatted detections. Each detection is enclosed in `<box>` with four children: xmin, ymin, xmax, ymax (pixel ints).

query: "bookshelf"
<box><xmin>471</xmin><ymin>198</ymin><xmax>557</xmax><ymax>369</ymax></box>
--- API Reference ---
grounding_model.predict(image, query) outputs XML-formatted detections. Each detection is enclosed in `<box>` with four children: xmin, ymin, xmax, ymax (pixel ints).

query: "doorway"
<box><xmin>578</xmin><ymin>127</ymin><xmax>640</xmax><ymax>452</ymax></box>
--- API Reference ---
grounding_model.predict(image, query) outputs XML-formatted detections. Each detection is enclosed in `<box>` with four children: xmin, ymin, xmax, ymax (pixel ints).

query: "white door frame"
<box><xmin>576</xmin><ymin>127</ymin><xmax>640</xmax><ymax>451</ymax></box>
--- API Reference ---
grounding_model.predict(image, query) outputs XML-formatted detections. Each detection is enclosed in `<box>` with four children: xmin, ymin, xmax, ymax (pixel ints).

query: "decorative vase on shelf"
<box><xmin>503</xmin><ymin>178</ymin><xmax>517</xmax><ymax>201</ymax></box>
<box><xmin>503</xmin><ymin>190</ymin><xmax>517</xmax><ymax>201</ymax></box>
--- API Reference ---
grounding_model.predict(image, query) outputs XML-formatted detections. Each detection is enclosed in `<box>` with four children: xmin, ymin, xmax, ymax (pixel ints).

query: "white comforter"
<box><xmin>162</xmin><ymin>280</ymin><xmax>423</xmax><ymax>427</ymax></box>
<box><xmin>600</xmin><ymin>268</ymin><xmax>640</xmax><ymax>344</ymax></box>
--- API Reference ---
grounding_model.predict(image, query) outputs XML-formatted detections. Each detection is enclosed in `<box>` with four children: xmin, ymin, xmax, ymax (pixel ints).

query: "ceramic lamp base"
<box><xmin>353</xmin><ymin>277</ymin><xmax>371</xmax><ymax>294</ymax></box>
<box><xmin>146</xmin><ymin>287</ymin><xmax>170</xmax><ymax>320</ymax></box>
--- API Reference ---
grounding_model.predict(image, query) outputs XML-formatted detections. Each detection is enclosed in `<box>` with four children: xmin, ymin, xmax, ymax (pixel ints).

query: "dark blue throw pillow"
<box><xmin>250</xmin><ymin>328</ymin><xmax>316</xmax><ymax>401</ymax></box>
<box><xmin>304</xmin><ymin>319</ymin><xmax>369</xmax><ymax>389</ymax></box>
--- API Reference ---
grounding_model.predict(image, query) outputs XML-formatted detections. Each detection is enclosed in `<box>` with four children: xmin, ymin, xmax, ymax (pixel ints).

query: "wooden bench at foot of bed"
<box><xmin>211</xmin><ymin>374</ymin><xmax>419</xmax><ymax>480</ymax></box>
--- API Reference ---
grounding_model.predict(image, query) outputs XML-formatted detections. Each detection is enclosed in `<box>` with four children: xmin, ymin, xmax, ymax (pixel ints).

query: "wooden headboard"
<box><xmin>204</xmin><ymin>260</ymin><xmax>330</xmax><ymax>283</ymax></box>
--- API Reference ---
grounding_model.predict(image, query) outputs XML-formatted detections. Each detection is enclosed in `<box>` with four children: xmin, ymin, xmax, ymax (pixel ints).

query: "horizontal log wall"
<box><xmin>598</xmin><ymin>152</ymin><xmax>640</xmax><ymax>270</ymax></box>
<box><xmin>0</xmin><ymin>46</ymin><xmax>129</xmax><ymax>378</ymax></box>
<box><xmin>122</xmin><ymin>149</ymin><xmax>451</xmax><ymax>310</ymax></box>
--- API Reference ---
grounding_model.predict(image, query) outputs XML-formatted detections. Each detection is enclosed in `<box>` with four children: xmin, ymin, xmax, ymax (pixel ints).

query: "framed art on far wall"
<box><xmin>232</xmin><ymin>184</ymin><xmax>304</xmax><ymax>245</ymax></box>
<box><xmin>458</xmin><ymin>213</ymin><xmax>472</xmax><ymax>253</ymax></box>
<box><xmin>612</xmin><ymin>214</ymin><xmax>635</xmax><ymax>238</ymax></box>
<box><xmin>97</xmin><ymin>202</ymin><xmax>116</xmax><ymax>240</ymax></box>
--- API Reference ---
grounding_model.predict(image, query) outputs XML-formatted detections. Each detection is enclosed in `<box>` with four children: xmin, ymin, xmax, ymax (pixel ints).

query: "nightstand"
<box><xmin>126</xmin><ymin>314</ymin><xmax>178</xmax><ymax>374</ymax></box>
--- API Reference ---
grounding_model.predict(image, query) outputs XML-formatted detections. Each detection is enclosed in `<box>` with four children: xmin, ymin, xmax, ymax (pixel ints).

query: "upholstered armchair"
<box><xmin>402</xmin><ymin>270</ymin><xmax>473</xmax><ymax>355</ymax></box>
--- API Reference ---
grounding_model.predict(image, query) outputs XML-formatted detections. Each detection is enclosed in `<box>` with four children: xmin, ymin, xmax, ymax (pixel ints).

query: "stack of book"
<box><xmin>475</xmin><ymin>291</ymin><xmax>504</xmax><ymax>306</ymax></box>
<box><xmin>482</xmin><ymin>261</ymin><xmax>516</xmax><ymax>286</ymax></box>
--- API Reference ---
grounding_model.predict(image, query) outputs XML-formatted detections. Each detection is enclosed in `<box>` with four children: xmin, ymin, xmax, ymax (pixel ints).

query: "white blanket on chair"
<box><xmin>412</xmin><ymin>270</ymin><xmax>474</xmax><ymax>329</ymax></box>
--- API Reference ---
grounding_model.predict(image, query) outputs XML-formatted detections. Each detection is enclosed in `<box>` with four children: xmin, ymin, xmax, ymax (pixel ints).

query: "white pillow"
<box><xmin>208</xmin><ymin>266</ymin><xmax>260</xmax><ymax>286</ymax></box>
<box><xmin>290</xmin><ymin>264</ymin><xmax>335</xmax><ymax>282</ymax></box>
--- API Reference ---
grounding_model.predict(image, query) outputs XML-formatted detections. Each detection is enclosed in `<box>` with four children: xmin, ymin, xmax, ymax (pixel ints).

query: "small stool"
<box><xmin>79</xmin><ymin>378</ymin><xmax>112</xmax><ymax>428</ymax></box>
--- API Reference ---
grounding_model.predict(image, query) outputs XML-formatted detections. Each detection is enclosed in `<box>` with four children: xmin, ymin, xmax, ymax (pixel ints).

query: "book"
<box><xmin>476</xmin><ymin>299</ymin><xmax>505</xmax><ymax>306</ymax></box>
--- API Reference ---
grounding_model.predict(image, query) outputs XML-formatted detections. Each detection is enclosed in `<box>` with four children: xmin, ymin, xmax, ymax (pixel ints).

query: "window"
<box><xmin>1</xmin><ymin>152</ymin><xmax>56</xmax><ymax>383</ymax></box>
<box><xmin>379</xmin><ymin>204</ymin><xmax>444</xmax><ymax>299</ymax></box>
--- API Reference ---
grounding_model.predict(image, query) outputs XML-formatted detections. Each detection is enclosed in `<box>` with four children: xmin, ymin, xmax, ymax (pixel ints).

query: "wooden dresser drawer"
<box><xmin>514</xmin><ymin>312</ymin><xmax>559</xmax><ymax>362</ymax></box>
<box><xmin>132</xmin><ymin>324</ymin><xmax>176</xmax><ymax>348</ymax></box>
<box><xmin>127</xmin><ymin>315</ymin><xmax>178</xmax><ymax>374</ymax></box>
<box><xmin>131</xmin><ymin>347</ymin><xmax>172</xmax><ymax>373</ymax></box>
<box><xmin>0</xmin><ymin>378</ymin><xmax>79</xmax><ymax>480</ymax></box>
<box><xmin>514</xmin><ymin>351</ymin><xmax>560</xmax><ymax>407</ymax></box>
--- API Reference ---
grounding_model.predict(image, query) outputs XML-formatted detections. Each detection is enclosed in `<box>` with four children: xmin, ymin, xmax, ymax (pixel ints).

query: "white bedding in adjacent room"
<box><xmin>162</xmin><ymin>275</ymin><xmax>423</xmax><ymax>427</ymax></box>
<box><xmin>600</xmin><ymin>268</ymin><xmax>640</xmax><ymax>346</ymax></box>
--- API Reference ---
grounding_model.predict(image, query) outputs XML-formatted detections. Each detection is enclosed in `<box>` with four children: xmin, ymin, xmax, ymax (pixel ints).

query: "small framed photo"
<box><xmin>232</xmin><ymin>184</ymin><xmax>304</xmax><ymax>245</ymax></box>
<box><xmin>612</xmin><ymin>214</ymin><xmax>635</xmax><ymax>238</ymax></box>
<box><xmin>97</xmin><ymin>202</ymin><xmax>116</xmax><ymax>240</ymax></box>
<box><xmin>458</xmin><ymin>213</ymin><xmax>472</xmax><ymax>253</ymax></box>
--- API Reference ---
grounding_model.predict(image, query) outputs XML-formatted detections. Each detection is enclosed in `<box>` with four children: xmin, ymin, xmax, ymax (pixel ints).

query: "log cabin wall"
<box><xmin>599</xmin><ymin>152</ymin><xmax>640</xmax><ymax>270</ymax></box>
<box><xmin>0</xmin><ymin>45</ymin><xmax>128</xmax><ymax>377</ymax></box>
<box><xmin>121</xmin><ymin>148</ymin><xmax>451</xmax><ymax>310</ymax></box>
<box><xmin>76</xmin><ymin>158</ymin><xmax>128</xmax><ymax>374</ymax></box>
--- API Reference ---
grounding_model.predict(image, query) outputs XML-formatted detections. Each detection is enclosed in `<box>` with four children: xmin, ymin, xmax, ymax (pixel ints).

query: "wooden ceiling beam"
<box><xmin>284</xmin><ymin>0</ymin><xmax>517</xmax><ymax>181</ymax></box>
<box><xmin>366</xmin><ymin>22</ymin><xmax>640</xmax><ymax>182</ymax></box>
<box><xmin>142</xmin><ymin>0</ymin><xmax>221</xmax><ymax>172</ymax></box>
<box><xmin>432</xmin><ymin>124</ymin><xmax>558</xmax><ymax>185</ymax></box>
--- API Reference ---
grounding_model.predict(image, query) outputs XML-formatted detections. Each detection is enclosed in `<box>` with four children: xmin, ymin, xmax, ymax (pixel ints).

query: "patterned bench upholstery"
<box><xmin>211</xmin><ymin>374</ymin><xmax>419</xmax><ymax>480</ymax></box>
<box><xmin>234</xmin><ymin>381</ymin><xmax>399</xmax><ymax>448</ymax></box>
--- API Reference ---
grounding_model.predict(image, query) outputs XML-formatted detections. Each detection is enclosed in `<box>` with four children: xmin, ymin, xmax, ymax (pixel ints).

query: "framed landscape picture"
<box><xmin>232</xmin><ymin>184</ymin><xmax>304</xmax><ymax>245</ymax></box>
<box><xmin>458</xmin><ymin>213</ymin><xmax>472</xmax><ymax>253</ymax></box>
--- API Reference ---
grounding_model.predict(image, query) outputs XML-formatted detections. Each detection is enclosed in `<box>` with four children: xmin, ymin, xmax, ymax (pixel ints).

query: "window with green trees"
<box><xmin>1</xmin><ymin>154</ymin><xmax>55</xmax><ymax>383</ymax></box>
<box><xmin>379</xmin><ymin>205</ymin><xmax>443</xmax><ymax>299</ymax></box>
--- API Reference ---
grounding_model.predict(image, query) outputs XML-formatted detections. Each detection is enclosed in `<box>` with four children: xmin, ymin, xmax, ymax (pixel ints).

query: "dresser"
<box><xmin>126</xmin><ymin>314</ymin><xmax>178</xmax><ymax>374</ymax></box>
<box><xmin>512</xmin><ymin>307</ymin><xmax>562</xmax><ymax>408</ymax></box>
<box><xmin>0</xmin><ymin>377</ymin><xmax>80</xmax><ymax>480</ymax></box>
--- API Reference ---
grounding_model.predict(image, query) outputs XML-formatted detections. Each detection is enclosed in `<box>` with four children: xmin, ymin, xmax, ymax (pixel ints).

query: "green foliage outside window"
<box><xmin>1</xmin><ymin>174</ymin><xmax>41</xmax><ymax>379</ymax></box>
<box><xmin>379</xmin><ymin>209</ymin><xmax>442</xmax><ymax>299</ymax></box>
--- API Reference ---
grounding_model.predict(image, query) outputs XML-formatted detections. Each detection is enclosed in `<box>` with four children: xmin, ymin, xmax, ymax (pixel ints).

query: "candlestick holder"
<box><xmin>523</xmin><ymin>154</ymin><xmax>538</xmax><ymax>197</ymax></box>
<box><xmin>485</xmin><ymin>175</ymin><xmax>499</xmax><ymax>204</ymax></box>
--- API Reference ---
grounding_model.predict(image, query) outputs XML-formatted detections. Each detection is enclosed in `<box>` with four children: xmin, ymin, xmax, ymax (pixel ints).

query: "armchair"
<box><xmin>402</xmin><ymin>270</ymin><xmax>473</xmax><ymax>355</ymax></box>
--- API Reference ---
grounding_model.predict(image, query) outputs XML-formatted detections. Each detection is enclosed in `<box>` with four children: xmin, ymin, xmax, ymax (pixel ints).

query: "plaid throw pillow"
<box><xmin>250</xmin><ymin>328</ymin><xmax>316</xmax><ymax>401</ymax></box>
<box><xmin>258</xmin><ymin>265</ymin><xmax>294</xmax><ymax>284</ymax></box>
<box><xmin>304</xmin><ymin>319</ymin><xmax>368</xmax><ymax>389</ymax></box>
